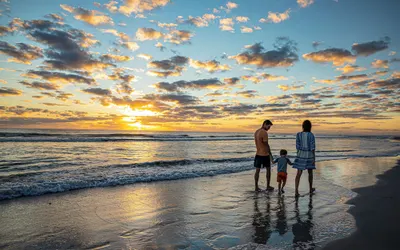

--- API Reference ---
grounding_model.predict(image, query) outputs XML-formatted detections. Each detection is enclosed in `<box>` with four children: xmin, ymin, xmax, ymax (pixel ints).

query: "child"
<box><xmin>274</xmin><ymin>149</ymin><xmax>293</xmax><ymax>194</ymax></box>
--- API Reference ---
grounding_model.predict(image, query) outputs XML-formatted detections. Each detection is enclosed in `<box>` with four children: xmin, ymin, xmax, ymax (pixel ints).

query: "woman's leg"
<box><xmin>295</xmin><ymin>169</ymin><xmax>303</xmax><ymax>196</ymax></box>
<box><xmin>308</xmin><ymin>169</ymin><xmax>315</xmax><ymax>193</ymax></box>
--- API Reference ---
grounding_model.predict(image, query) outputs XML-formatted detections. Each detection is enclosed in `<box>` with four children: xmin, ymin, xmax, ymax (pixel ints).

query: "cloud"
<box><xmin>118</xmin><ymin>0</ymin><xmax>170</xmax><ymax>16</ymax></box>
<box><xmin>230</xmin><ymin>39</ymin><xmax>298</xmax><ymax>68</ymax></box>
<box><xmin>236</xmin><ymin>16</ymin><xmax>249</xmax><ymax>22</ymax></box>
<box><xmin>369</xmin><ymin>78</ymin><xmax>399</xmax><ymax>90</ymax></box>
<box><xmin>148</xmin><ymin>56</ymin><xmax>189</xmax><ymax>70</ymax></box>
<box><xmin>157</xmin><ymin>22</ymin><xmax>178</xmax><ymax>28</ymax></box>
<box><xmin>236</xmin><ymin>90</ymin><xmax>258</xmax><ymax>98</ymax></box>
<box><xmin>183</xmin><ymin>16</ymin><xmax>209</xmax><ymax>27</ymax></box>
<box><xmin>336</xmin><ymin>74</ymin><xmax>368</xmax><ymax>81</ymax></box>
<box><xmin>0</xmin><ymin>87</ymin><xmax>23</xmax><ymax>96</ymax></box>
<box><xmin>104</xmin><ymin>0</ymin><xmax>118</xmax><ymax>13</ymax></box>
<box><xmin>392</xmin><ymin>71</ymin><xmax>400</xmax><ymax>78</ymax></box>
<box><xmin>24</xmin><ymin>24</ymin><xmax>113</xmax><ymax>72</ymax></box>
<box><xmin>45</xmin><ymin>13</ymin><xmax>64</xmax><ymax>22</ymax></box>
<box><xmin>0</xmin><ymin>25</ymin><xmax>15</xmax><ymax>36</ymax></box>
<box><xmin>189</xmin><ymin>59</ymin><xmax>231</xmax><ymax>73</ymax></box>
<box><xmin>41</xmin><ymin>102</ymin><xmax>68</xmax><ymax>106</ymax></box>
<box><xmin>221</xmin><ymin>103</ymin><xmax>257</xmax><ymax>115</ymax></box>
<box><xmin>297</xmin><ymin>0</ymin><xmax>314</xmax><ymax>8</ymax></box>
<box><xmin>223</xmin><ymin>77</ymin><xmax>241</xmax><ymax>86</ymax></box>
<box><xmin>0</xmin><ymin>79</ymin><xmax>7</xmax><ymax>84</ymax></box>
<box><xmin>100</xmin><ymin>29</ymin><xmax>130</xmax><ymax>41</ymax></box>
<box><xmin>241</xmin><ymin>73</ymin><xmax>288</xmax><ymax>83</ymax></box>
<box><xmin>60</xmin><ymin>4</ymin><xmax>114</xmax><ymax>26</ymax></box>
<box><xmin>371</xmin><ymin>59</ymin><xmax>389</xmax><ymax>68</ymax></box>
<box><xmin>164</xmin><ymin>30</ymin><xmax>193</xmax><ymax>44</ymax></box>
<box><xmin>137</xmin><ymin>53</ymin><xmax>153</xmax><ymax>60</ymax></box>
<box><xmin>155</xmin><ymin>42</ymin><xmax>166</xmax><ymax>51</ymax></box>
<box><xmin>352</xmin><ymin>37</ymin><xmax>390</xmax><ymax>56</ymax></box>
<box><xmin>278</xmin><ymin>84</ymin><xmax>304</xmax><ymax>92</ymax></box>
<box><xmin>373</xmin><ymin>70</ymin><xmax>389</xmax><ymax>76</ymax></box>
<box><xmin>303</xmin><ymin>48</ymin><xmax>356</xmax><ymax>66</ymax></box>
<box><xmin>20</xmin><ymin>81</ymin><xmax>60</xmax><ymax>90</ymax></box>
<box><xmin>0</xmin><ymin>41</ymin><xmax>43</xmax><ymax>64</ymax></box>
<box><xmin>313</xmin><ymin>79</ymin><xmax>337</xmax><ymax>84</ymax></box>
<box><xmin>337</xmin><ymin>93</ymin><xmax>373</xmax><ymax>99</ymax></box>
<box><xmin>154</xmin><ymin>78</ymin><xmax>224</xmax><ymax>92</ymax></box>
<box><xmin>24</xmin><ymin>70</ymin><xmax>96</xmax><ymax>85</ymax></box>
<box><xmin>121</xmin><ymin>41</ymin><xmax>140</xmax><ymax>51</ymax></box>
<box><xmin>219</xmin><ymin>18</ymin><xmax>234</xmax><ymax>32</ymax></box>
<box><xmin>136</xmin><ymin>27</ymin><xmax>163</xmax><ymax>40</ymax></box>
<box><xmin>312</xmin><ymin>41</ymin><xmax>322</xmax><ymax>50</ymax></box>
<box><xmin>147</xmin><ymin>55</ymin><xmax>188</xmax><ymax>77</ymax></box>
<box><xmin>226</xmin><ymin>1</ymin><xmax>238</xmax><ymax>10</ymax></box>
<box><xmin>82</xmin><ymin>87</ymin><xmax>112</xmax><ymax>96</ymax></box>
<box><xmin>100</xmin><ymin>53</ymin><xmax>132</xmax><ymax>62</ymax></box>
<box><xmin>240</xmin><ymin>26</ymin><xmax>253</xmax><ymax>33</ymax></box>
<box><xmin>143</xmin><ymin>93</ymin><xmax>199</xmax><ymax>105</ymax></box>
<box><xmin>336</xmin><ymin>64</ymin><xmax>366</xmax><ymax>74</ymax></box>
<box><xmin>147</xmin><ymin>70</ymin><xmax>182</xmax><ymax>78</ymax></box>
<box><xmin>260</xmin><ymin>9</ymin><xmax>291</xmax><ymax>23</ymax></box>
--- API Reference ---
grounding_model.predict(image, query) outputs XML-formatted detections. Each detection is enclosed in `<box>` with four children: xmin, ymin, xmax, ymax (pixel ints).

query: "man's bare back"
<box><xmin>254</xmin><ymin>128</ymin><xmax>270</xmax><ymax>156</ymax></box>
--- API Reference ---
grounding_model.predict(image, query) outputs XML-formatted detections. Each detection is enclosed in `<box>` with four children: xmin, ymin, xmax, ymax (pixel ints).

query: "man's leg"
<box><xmin>308</xmin><ymin>169</ymin><xmax>315</xmax><ymax>193</ymax></box>
<box><xmin>254</xmin><ymin>168</ymin><xmax>261</xmax><ymax>191</ymax></box>
<box><xmin>295</xmin><ymin>170</ymin><xmax>303</xmax><ymax>196</ymax></box>
<box><xmin>266</xmin><ymin>167</ymin><xmax>274</xmax><ymax>190</ymax></box>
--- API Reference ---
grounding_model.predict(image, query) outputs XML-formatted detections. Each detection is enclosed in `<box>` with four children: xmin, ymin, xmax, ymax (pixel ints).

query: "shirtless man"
<box><xmin>254</xmin><ymin>120</ymin><xmax>274</xmax><ymax>192</ymax></box>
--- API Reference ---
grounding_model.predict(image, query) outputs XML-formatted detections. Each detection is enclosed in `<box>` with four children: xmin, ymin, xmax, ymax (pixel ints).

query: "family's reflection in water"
<box><xmin>252</xmin><ymin>194</ymin><xmax>272</xmax><ymax>244</ymax></box>
<box><xmin>293</xmin><ymin>195</ymin><xmax>315</xmax><ymax>249</ymax></box>
<box><xmin>252</xmin><ymin>194</ymin><xmax>315</xmax><ymax>248</ymax></box>
<box><xmin>275</xmin><ymin>195</ymin><xmax>288</xmax><ymax>235</ymax></box>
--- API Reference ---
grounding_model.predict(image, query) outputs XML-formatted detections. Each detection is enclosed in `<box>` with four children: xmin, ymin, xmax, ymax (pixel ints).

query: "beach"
<box><xmin>1</xmin><ymin>156</ymin><xmax>398</xmax><ymax>249</ymax></box>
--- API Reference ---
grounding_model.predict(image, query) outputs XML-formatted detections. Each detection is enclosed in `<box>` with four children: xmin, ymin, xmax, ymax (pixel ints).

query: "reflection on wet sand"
<box><xmin>252</xmin><ymin>194</ymin><xmax>272</xmax><ymax>244</ymax></box>
<box><xmin>275</xmin><ymin>195</ymin><xmax>288</xmax><ymax>235</ymax></box>
<box><xmin>293</xmin><ymin>195</ymin><xmax>315</xmax><ymax>249</ymax></box>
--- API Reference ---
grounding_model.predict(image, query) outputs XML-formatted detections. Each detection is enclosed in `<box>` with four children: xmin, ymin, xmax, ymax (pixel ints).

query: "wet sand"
<box><xmin>0</xmin><ymin>157</ymin><xmax>398</xmax><ymax>249</ymax></box>
<box><xmin>324</xmin><ymin>158</ymin><xmax>400</xmax><ymax>250</ymax></box>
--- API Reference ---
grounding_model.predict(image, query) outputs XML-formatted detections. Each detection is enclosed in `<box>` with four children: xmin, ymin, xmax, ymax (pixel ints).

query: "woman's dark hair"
<box><xmin>302</xmin><ymin>120</ymin><xmax>312</xmax><ymax>132</ymax></box>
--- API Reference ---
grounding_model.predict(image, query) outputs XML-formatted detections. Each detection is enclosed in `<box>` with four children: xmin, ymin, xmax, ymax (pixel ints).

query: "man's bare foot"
<box><xmin>295</xmin><ymin>192</ymin><xmax>300</xmax><ymax>197</ymax></box>
<box><xmin>255</xmin><ymin>187</ymin><xmax>262</xmax><ymax>192</ymax></box>
<box><xmin>281</xmin><ymin>189</ymin><xmax>285</xmax><ymax>194</ymax></box>
<box><xmin>310</xmin><ymin>187</ymin><xmax>316</xmax><ymax>194</ymax></box>
<box><xmin>266</xmin><ymin>186</ymin><xmax>274</xmax><ymax>191</ymax></box>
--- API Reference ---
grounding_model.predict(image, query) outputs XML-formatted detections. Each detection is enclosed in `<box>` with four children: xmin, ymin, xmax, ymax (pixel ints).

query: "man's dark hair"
<box><xmin>262</xmin><ymin>120</ymin><xmax>273</xmax><ymax>126</ymax></box>
<box><xmin>302</xmin><ymin>120</ymin><xmax>312</xmax><ymax>132</ymax></box>
<box><xmin>280</xmin><ymin>149</ymin><xmax>287</xmax><ymax>155</ymax></box>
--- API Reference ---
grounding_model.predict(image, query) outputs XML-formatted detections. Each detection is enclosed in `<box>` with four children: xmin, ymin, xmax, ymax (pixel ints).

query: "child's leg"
<box><xmin>282</xmin><ymin>178</ymin><xmax>286</xmax><ymax>189</ymax></box>
<box><xmin>278</xmin><ymin>180</ymin><xmax>282</xmax><ymax>193</ymax></box>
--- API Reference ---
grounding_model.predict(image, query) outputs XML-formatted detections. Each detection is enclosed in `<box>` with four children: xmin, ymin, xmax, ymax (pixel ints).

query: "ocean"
<box><xmin>1</xmin><ymin>129</ymin><xmax>399</xmax><ymax>200</ymax></box>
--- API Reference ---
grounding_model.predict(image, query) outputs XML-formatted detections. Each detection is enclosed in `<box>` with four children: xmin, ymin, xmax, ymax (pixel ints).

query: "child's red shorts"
<box><xmin>277</xmin><ymin>172</ymin><xmax>287</xmax><ymax>182</ymax></box>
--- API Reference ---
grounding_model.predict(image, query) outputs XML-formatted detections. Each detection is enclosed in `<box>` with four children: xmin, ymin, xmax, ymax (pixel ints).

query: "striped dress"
<box><xmin>293</xmin><ymin>132</ymin><xmax>316</xmax><ymax>170</ymax></box>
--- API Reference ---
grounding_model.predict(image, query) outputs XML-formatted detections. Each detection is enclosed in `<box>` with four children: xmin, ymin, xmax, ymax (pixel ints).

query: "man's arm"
<box><xmin>262</xmin><ymin>131</ymin><xmax>273</xmax><ymax>162</ymax></box>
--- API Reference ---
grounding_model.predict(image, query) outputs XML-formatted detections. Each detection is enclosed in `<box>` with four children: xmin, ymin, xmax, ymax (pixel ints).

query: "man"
<box><xmin>254</xmin><ymin>120</ymin><xmax>274</xmax><ymax>192</ymax></box>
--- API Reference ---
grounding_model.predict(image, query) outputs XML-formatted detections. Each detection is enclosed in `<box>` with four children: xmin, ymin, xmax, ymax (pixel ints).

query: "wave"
<box><xmin>1</xmin><ymin>152</ymin><xmax>399</xmax><ymax>200</ymax></box>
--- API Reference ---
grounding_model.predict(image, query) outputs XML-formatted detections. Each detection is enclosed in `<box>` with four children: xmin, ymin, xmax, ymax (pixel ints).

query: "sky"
<box><xmin>0</xmin><ymin>0</ymin><xmax>399</xmax><ymax>134</ymax></box>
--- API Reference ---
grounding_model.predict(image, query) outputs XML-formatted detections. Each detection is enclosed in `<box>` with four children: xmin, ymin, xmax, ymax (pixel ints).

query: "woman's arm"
<box><xmin>296</xmin><ymin>133</ymin><xmax>301</xmax><ymax>150</ymax></box>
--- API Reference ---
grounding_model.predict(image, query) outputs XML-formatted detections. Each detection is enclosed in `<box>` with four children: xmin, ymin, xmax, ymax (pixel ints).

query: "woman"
<box><xmin>293</xmin><ymin>120</ymin><xmax>316</xmax><ymax>197</ymax></box>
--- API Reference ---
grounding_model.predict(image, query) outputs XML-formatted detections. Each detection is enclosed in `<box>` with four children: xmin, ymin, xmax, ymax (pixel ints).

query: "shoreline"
<box><xmin>323</xmin><ymin>158</ymin><xmax>400</xmax><ymax>250</ymax></box>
